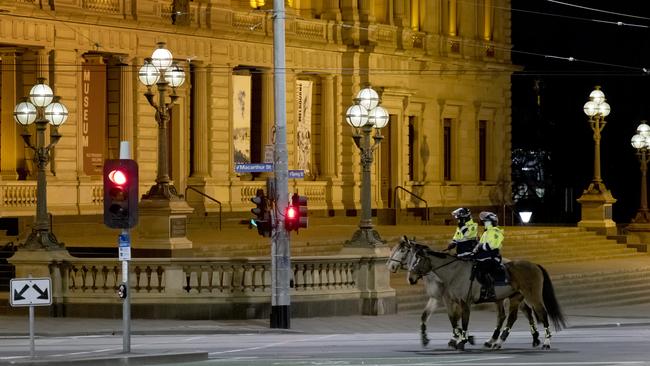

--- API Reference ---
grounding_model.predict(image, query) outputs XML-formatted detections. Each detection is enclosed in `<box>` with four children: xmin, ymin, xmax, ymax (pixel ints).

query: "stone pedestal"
<box><xmin>625</xmin><ymin>222</ymin><xmax>650</xmax><ymax>247</ymax></box>
<box><xmin>136</xmin><ymin>198</ymin><xmax>194</xmax><ymax>254</ymax></box>
<box><xmin>339</xmin><ymin>246</ymin><xmax>396</xmax><ymax>315</ymax></box>
<box><xmin>577</xmin><ymin>188</ymin><xmax>617</xmax><ymax>235</ymax></box>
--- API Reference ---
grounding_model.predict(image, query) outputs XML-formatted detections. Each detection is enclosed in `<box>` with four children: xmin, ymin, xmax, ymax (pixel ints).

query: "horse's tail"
<box><xmin>538</xmin><ymin>264</ymin><xmax>567</xmax><ymax>330</ymax></box>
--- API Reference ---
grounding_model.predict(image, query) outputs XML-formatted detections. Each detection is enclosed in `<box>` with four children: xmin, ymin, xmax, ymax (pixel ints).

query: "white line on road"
<box><xmin>48</xmin><ymin>347</ymin><xmax>122</xmax><ymax>358</ymax></box>
<box><xmin>208</xmin><ymin>334</ymin><xmax>338</xmax><ymax>356</ymax></box>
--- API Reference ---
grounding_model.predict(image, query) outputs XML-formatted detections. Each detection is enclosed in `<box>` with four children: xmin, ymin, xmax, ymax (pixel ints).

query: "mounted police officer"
<box><xmin>446</xmin><ymin>208</ymin><xmax>478</xmax><ymax>256</ymax></box>
<box><xmin>473</xmin><ymin>211</ymin><xmax>504</xmax><ymax>302</ymax></box>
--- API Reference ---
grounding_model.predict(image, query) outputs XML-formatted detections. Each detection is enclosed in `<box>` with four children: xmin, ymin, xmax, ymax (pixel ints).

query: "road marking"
<box><xmin>48</xmin><ymin>347</ymin><xmax>122</xmax><ymax>358</ymax></box>
<box><xmin>209</xmin><ymin>334</ymin><xmax>338</xmax><ymax>356</ymax></box>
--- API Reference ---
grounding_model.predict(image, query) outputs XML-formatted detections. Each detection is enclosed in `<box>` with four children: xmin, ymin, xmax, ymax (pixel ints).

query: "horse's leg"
<box><xmin>492</xmin><ymin>296</ymin><xmax>523</xmax><ymax>349</ymax></box>
<box><xmin>522</xmin><ymin>302</ymin><xmax>541</xmax><ymax>347</ymax></box>
<box><xmin>446</xmin><ymin>301</ymin><xmax>461</xmax><ymax>349</ymax></box>
<box><xmin>484</xmin><ymin>300</ymin><xmax>506</xmax><ymax>348</ymax></box>
<box><xmin>529</xmin><ymin>301</ymin><xmax>552</xmax><ymax>349</ymax></box>
<box><xmin>455</xmin><ymin>302</ymin><xmax>472</xmax><ymax>351</ymax></box>
<box><xmin>420</xmin><ymin>297</ymin><xmax>438</xmax><ymax>347</ymax></box>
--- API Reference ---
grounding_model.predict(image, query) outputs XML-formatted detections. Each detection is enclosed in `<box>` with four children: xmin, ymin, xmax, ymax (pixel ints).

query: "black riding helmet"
<box><xmin>451</xmin><ymin>207</ymin><xmax>471</xmax><ymax>226</ymax></box>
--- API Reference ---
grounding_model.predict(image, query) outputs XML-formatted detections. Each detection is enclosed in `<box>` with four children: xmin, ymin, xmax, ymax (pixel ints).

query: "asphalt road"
<box><xmin>1</xmin><ymin>326</ymin><xmax>649</xmax><ymax>365</ymax></box>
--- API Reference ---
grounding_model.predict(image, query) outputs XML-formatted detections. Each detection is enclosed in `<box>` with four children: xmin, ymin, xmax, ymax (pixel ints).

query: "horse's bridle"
<box><xmin>409</xmin><ymin>249</ymin><xmax>459</xmax><ymax>279</ymax></box>
<box><xmin>388</xmin><ymin>243</ymin><xmax>410</xmax><ymax>270</ymax></box>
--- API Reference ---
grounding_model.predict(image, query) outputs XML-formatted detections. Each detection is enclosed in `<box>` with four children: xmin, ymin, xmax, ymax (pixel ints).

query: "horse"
<box><xmin>387</xmin><ymin>237</ymin><xmax>541</xmax><ymax>349</ymax></box>
<box><xmin>406</xmin><ymin>244</ymin><xmax>567</xmax><ymax>350</ymax></box>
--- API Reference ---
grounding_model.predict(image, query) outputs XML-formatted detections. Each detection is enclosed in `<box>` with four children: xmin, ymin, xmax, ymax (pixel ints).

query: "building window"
<box><xmin>479</xmin><ymin>120</ymin><xmax>487</xmax><ymax>181</ymax></box>
<box><xmin>443</xmin><ymin>118</ymin><xmax>452</xmax><ymax>181</ymax></box>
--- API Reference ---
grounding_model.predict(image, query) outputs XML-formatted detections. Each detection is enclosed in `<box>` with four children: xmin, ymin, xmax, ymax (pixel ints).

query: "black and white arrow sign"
<box><xmin>9</xmin><ymin>278</ymin><xmax>52</xmax><ymax>307</ymax></box>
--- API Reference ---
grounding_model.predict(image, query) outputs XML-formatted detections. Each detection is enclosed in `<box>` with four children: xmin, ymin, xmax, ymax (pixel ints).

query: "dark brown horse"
<box><xmin>406</xmin><ymin>243</ymin><xmax>567</xmax><ymax>350</ymax></box>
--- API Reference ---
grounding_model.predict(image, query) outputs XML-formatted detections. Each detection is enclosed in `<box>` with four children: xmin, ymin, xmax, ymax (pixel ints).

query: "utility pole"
<box><xmin>271</xmin><ymin>0</ymin><xmax>291</xmax><ymax>329</ymax></box>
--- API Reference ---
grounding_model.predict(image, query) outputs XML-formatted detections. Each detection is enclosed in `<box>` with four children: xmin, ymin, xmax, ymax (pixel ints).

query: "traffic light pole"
<box><xmin>119</xmin><ymin>141</ymin><xmax>131</xmax><ymax>353</ymax></box>
<box><xmin>271</xmin><ymin>0</ymin><xmax>291</xmax><ymax>329</ymax></box>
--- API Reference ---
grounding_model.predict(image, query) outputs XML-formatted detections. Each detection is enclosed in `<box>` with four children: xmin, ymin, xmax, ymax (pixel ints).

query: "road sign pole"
<box><xmin>119</xmin><ymin>141</ymin><xmax>131</xmax><ymax>353</ymax></box>
<box><xmin>29</xmin><ymin>305</ymin><xmax>34</xmax><ymax>358</ymax></box>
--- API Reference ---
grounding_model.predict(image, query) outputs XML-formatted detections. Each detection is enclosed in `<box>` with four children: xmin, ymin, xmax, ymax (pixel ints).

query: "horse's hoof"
<box><xmin>532</xmin><ymin>339</ymin><xmax>541</xmax><ymax>348</ymax></box>
<box><xmin>455</xmin><ymin>341</ymin><xmax>466</xmax><ymax>351</ymax></box>
<box><xmin>491</xmin><ymin>343</ymin><xmax>502</xmax><ymax>350</ymax></box>
<box><xmin>467</xmin><ymin>335</ymin><xmax>475</xmax><ymax>345</ymax></box>
<box><xmin>421</xmin><ymin>338</ymin><xmax>430</xmax><ymax>347</ymax></box>
<box><xmin>542</xmin><ymin>344</ymin><xmax>551</xmax><ymax>350</ymax></box>
<box><xmin>448</xmin><ymin>340</ymin><xmax>457</xmax><ymax>349</ymax></box>
<box><xmin>483</xmin><ymin>341</ymin><xmax>493</xmax><ymax>348</ymax></box>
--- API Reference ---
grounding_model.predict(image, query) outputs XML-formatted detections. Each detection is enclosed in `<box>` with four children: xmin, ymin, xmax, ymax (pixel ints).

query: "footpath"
<box><xmin>0</xmin><ymin>303</ymin><xmax>649</xmax><ymax>365</ymax></box>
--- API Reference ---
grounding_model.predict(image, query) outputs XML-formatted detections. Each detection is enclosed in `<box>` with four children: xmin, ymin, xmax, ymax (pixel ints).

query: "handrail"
<box><xmin>184</xmin><ymin>186</ymin><xmax>222</xmax><ymax>231</ymax></box>
<box><xmin>393</xmin><ymin>186</ymin><xmax>429</xmax><ymax>224</ymax></box>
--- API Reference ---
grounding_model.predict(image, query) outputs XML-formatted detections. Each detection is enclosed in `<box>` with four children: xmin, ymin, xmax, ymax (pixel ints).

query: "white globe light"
<box><xmin>165</xmin><ymin>63</ymin><xmax>186</xmax><ymax>88</ymax></box>
<box><xmin>637</xmin><ymin>122</ymin><xmax>650</xmax><ymax>137</ymax></box>
<box><xmin>13</xmin><ymin>100</ymin><xmax>37</xmax><ymax>126</ymax></box>
<box><xmin>139</xmin><ymin>60</ymin><xmax>160</xmax><ymax>86</ymax></box>
<box><xmin>151</xmin><ymin>43</ymin><xmax>173</xmax><ymax>70</ymax></box>
<box><xmin>368</xmin><ymin>105</ymin><xmax>390</xmax><ymax>129</ymax></box>
<box><xmin>29</xmin><ymin>81</ymin><xmax>53</xmax><ymax>107</ymax></box>
<box><xmin>589</xmin><ymin>88</ymin><xmax>605</xmax><ymax>104</ymax></box>
<box><xmin>583</xmin><ymin>101</ymin><xmax>597</xmax><ymax>117</ymax></box>
<box><xmin>345</xmin><ymin>104</ymin><xmax>369</xmax><ymax>128</ymax></box>
<box><xmin>356</xmin><ymin>87</ymin><xmax>379</xmax><ymax>111</ymax></box>
<box><xmin>631</xmin><ymin>134</ymin><xmax>646</xmax><ymax>149</ymax></box>
<box><xmin>598</xmin><ymin>102</ymin><xmax>610</xmax><ymax>117</ymax></box>
<box><xmin>45</xmin><ymin>99</ymin><xmax>69</xmax><ymax>126</ymax></box>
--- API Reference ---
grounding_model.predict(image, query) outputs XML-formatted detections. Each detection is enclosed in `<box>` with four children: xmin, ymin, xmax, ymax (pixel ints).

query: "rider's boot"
<box><xmin>477</xmin><ymin>274</ymin><xmax>496</xmax><ymax>303</ymax></box>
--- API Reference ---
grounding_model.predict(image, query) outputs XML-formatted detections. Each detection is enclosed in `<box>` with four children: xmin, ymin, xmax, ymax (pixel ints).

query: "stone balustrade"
<box><xmin>10</xmin><ymin>252</ymin><xmax>393</xmax><ymax>319</ymax></box>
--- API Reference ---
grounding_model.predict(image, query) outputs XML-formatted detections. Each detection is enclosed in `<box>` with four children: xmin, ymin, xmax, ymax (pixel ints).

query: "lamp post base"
<box><xmin>344</xmin><ymin>227</ymin><xmax>386</xmax><ymax>248</ymax></box>
<box><xmin>20</xmin><ymin>230</ymin><xmax>65</xmax><ymax>251</ymax></box>
<box><xmin>633</xmin><ymin>210</ymin><xmax>650</xmax><ymax>224</ymax></box>
<box><xmin>577</xmin><ymin>186</ymin><xmax>617</xmax><ymax>236</ymax></box>
<box><xmin>142</xmin><ymin>183</ymin><xmax>182</xmax><ymax>200</ymax></box>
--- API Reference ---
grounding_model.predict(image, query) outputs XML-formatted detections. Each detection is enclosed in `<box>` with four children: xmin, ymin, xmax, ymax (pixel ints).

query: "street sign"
<box><xmin>264</xmin><ymin>145</ymin><xmax>274</xmax><ymax>163</ymax></box>
<box><xmin>235</xmin><ymin>163</ymin><xmax>274</xmax><ymax>173</ymax></box>
<box><xmin>289</xmin><ymin>170</ymin><xmax>304</xmax><ymax>179</ymax></box>
<box><xmin>10</xmin><ymin>278</ymin><xmax>52</xmax><ymax>307</ymax></box>
<box><xmin>118</xmin><ymin>232</ymin><xmax>131</xmax><ymax>261</ymax></box>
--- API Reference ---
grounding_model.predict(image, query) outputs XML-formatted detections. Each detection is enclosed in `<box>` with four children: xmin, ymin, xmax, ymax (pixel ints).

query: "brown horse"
<box><xmin>387</xmin><ymin>237</ymin><xmax>541</xmax><ymax>349</ymax></box>
<box><xmin>406</xmin><ymin>243</ymin><xmax>567</xmax><ymax>350</ymax></box>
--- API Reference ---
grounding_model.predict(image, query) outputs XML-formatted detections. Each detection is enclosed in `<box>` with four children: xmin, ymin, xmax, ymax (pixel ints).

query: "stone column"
<box><xmin>484</xmin><ymin>0</ymin><xmax>493</xmax><ymax>41</ymax></box>
<box><xmin>341</xmin><ymin>0</ymin><xmax>360</xmax><ymax>22</ymax></box>
<box><xmin>119</xmin><ymin>60</ymin><xmax>134</xmax><ymax>146</ymax></box>
<box><xmin>449</xmin><ymin>0</ymin><xmax>457</xmax><ymax>36</ymax></box>
<box><xmin>192</xmin><ymin>64</ymin><xmax>209</xmax><ymax>177</ymax></box>
<box><xmin>261</xmin><ymin>69</ymin><xmax>275</xmax><ymax>157</ymax></box>
<box><xmin>393</xmin><ymin>0</ymin><xmax>405</xmax><ymax>27</ymax></box>
<box><xmin>321</xmin><ymin>0</ymin><xmax>342</xmax><ymax>20</ymax></box>
<box><xmin>1</xmin><ymin>51</ymin><xmax>18</xmax><ymax>180</ymax></box>
<box><xmin>358</xmin><ymin>0</ymin><xmax>375</xmax><ymax>22</ymax></box>
<box><xmin>320</xmin><ymin>75</ymin><xmax>336</xmax><ymax>179</ymax></box>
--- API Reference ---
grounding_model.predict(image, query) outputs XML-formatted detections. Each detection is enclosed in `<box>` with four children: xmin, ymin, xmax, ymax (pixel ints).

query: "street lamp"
<box><xmin>582</xmin><ymin>86</ymin><xmax>611</xmax><ymax>194</ymax></box>
<box><xmin>13</xmin><ymin>78</ymin><xmax>68</xmax><ymax>250</ymax></box>
<box><xmin>138</xmin><ymin>42</ymin><xmax>185</xmax><ymax>199</ymax></box>
<box><xmin>345</xmin><ymin>86</ymin><xmax>390</xmax><ymax>247</ymax></box>
<box><xmin>630</xmin><ymin>121</ymin><xmax>650</xmax><ymax>223</ymax></box>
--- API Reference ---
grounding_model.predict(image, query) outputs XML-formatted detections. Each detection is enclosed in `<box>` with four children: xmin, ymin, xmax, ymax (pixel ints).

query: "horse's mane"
<box><xmin>401</xmin><ymin>236</ymin><xmax>453</xmax><ymax>259</ymax></box>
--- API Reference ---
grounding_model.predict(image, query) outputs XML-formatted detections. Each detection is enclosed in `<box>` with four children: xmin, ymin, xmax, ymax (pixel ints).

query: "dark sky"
<box><xmin>511</xmin><ymin>0</ymin><xmax>650</xmax><ymax>223</ymax></box>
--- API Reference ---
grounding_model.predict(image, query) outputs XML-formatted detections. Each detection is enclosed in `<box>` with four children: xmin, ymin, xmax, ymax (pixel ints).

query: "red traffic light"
<box><xmin>108</xmin><ymin>169</ymin><xmax>127</xmax><ymax>185</ymax></box>
<box><xmin>286</xmin><ymin>206</ymin><xmax>297</xmax><ymax>219</ymax></box>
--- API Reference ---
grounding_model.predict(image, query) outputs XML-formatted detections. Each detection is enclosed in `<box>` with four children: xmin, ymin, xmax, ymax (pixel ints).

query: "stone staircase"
<box><xmin>392</xmin><ymin>227</ymin><xmax>649</xmax><ymax>313</ymax></box>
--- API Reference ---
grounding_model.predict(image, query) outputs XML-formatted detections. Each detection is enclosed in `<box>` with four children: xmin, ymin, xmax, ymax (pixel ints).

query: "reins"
<box><xmin>413</xmin><ymin>252</ymin><xmax>459</xmax><ymax>278</ymax></box>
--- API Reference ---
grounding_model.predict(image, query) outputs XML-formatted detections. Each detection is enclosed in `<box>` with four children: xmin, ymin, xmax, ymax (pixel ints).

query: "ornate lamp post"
<box><xmin>13</xmin><ymin>78</ymin><xmax>68</xmax><ymax>250</ymax></box>
<box><xmin>138</xmin><ymin>42</ymin><xmax>186</xmax><ymax>200</ymax></box>
<box><xmin>577</xmin><ymin>86</ymin><xmax>617</xmax><ymax>234</ymax></box>
<box><xmin>582</xmin><ymin>86</ymin><xmax>611</xmax><ymax>194</ymax></box>
<box><xmin>630</xmin><ymin>122</ymin><xmax>650</xmax><ymax>223</ymax></box>
<box><xmin>344</xmin><ymin>86</ymin><xmax>390</xmax><ymax>247</ymax></box>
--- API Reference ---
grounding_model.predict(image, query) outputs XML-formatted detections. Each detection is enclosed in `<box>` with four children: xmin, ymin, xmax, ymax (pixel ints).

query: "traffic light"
<box><xmin>117</xmin><ymin>283</ymin><xmax>127</xmax><ymax>299</ymax></box>
<box><xmin>250</xmin><ymin>189</ymin><xmax>272</xmax><ymax>237</ymax></box>
<box><xmin>103</xmin><ymin>159</ymin><xmax>139</xmax><ymax>229</ymax></box>
<box><xmin>285</xmin><ymin>193</ymin><xmax>308</xmax><ymax>232</ymax></box>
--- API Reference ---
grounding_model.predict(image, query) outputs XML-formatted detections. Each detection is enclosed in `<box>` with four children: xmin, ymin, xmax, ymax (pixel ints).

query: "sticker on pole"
<box><xmin>10</xmin><ymin>278</ymin><xmax>52</xmax><ymax>307</ymax></box>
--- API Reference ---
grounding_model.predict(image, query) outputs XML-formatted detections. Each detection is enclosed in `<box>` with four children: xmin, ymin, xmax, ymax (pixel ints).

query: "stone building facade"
<box><xmin>0</xmin><ymin>0</ymin><xmax>515</xmax><ymax>221</ymax></box>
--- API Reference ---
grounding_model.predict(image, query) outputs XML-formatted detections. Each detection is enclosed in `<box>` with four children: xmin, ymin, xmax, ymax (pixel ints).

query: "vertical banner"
<box><xmin>82</xmin><ymin>55</ymin><xmax>106</xmax><ymax>175</ymax></box>
<box><xmin>232</xmin><ymin>74</ymin><xmax>252</xmax><ymax>164</ymax></box>
<box><xmin>295</xmin><ymin>79</ymin><xmax>312</xmax><ymax>176</ymax></box>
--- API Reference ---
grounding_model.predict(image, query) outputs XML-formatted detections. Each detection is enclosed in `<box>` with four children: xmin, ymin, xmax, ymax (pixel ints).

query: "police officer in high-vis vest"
<box><xmin>472</xmin><ymin>211</ymin><xmax>504</xmax><ymax>302</ymax></box>
<box><xmin>446</xmin><ymin>208</ymin><xmax>478</xmax><ymax>255</ymax></box>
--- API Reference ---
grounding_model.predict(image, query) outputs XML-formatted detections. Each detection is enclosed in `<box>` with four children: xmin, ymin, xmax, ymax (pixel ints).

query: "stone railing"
<box><xmin>0</xmin><ymin>181</ymin><xmax>37</xmax><ymax>216</ymax></box>
<box><xmin>82</xmin><ymin>0</ymin><xmax>122</xmax><ymax>14</ymax></box>
<box><xmin>8</xmin><ymin>251</ymin><xmax>395</xmax><ymax>319</ymax></box>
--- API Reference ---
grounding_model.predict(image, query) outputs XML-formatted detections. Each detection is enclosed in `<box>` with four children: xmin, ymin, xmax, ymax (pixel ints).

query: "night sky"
<box><xmin>511</xmin><ymin>1</ymin><xmax>650</xmax><ymax>223</ymax></box>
